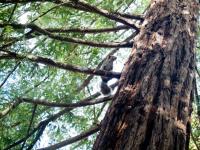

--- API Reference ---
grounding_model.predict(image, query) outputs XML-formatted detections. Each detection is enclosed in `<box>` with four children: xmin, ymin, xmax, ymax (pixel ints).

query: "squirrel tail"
<box><xmin>100</xmin><ymin>81</ymin><xmax>111</xmax><ymax>95</ymax></box>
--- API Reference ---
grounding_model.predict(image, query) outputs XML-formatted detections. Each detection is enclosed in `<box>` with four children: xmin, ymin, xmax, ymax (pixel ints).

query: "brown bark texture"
<box><xmin>93</xmin><ymin>0</ymin><xmax>199</xmax><ymax>150</ymax></box>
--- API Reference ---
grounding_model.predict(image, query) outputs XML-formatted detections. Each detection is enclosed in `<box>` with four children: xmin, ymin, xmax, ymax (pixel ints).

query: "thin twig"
<box><xmin>21</xmin><ymin>104</ymin><xmax>37</xmax><ymax>149</ymax></box>
<box><xmin>0</xmin><ymin>38</ymin><xmax>46</xmax><ymax>88</ymax></box>
<box><xmin>0</xmin><ymin>62</ymin><xmax>20</xmax><ymax>88</ymax></box>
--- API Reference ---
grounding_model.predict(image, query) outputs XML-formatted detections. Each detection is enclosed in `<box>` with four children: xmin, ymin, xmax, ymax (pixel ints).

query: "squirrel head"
<box><xmin>108</xmin><ymin>55</ymin><xmax>117</xmax><ymax>61</ymax></box>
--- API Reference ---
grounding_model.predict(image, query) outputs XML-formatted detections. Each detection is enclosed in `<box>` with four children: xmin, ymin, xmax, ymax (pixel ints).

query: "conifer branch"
<box><xmin>0</xmin><ymin>50</ymin><xmax>121</xmax><ymax>78</ymax></box>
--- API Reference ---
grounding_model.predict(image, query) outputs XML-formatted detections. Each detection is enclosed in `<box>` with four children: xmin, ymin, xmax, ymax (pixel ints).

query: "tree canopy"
<box><xmin>0</xmin><ymin>0</ymin><xmax>199</xmax><ymax>149</ymax></box>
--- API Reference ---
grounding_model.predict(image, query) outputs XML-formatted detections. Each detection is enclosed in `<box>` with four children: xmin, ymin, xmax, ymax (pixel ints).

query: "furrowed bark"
<box><xmin>93</xmin><ymin>0</ymin><xmax>199</xmax><ymax>150</ymax></box>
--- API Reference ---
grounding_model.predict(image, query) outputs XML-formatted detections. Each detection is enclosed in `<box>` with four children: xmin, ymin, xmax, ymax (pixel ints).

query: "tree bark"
<box><xmin>93</xmin><ymin>0</ymin><xmax>199</xmax><ymax>150</ymax></box>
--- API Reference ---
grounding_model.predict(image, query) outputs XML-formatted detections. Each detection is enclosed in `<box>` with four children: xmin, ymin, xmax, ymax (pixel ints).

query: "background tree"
<box><xmin>0</xmin><ymin>0</ymin><xmax>199</xmax><ymax>150</ymax></box>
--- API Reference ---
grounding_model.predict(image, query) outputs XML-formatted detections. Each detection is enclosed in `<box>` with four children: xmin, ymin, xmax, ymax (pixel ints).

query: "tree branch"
<box><xmin>114</xmin><ymin>12</ymin><xmax>144</xmax><ymax>21</ymax></box>
<box><xmin>37</xmin><ymin>125</ymin><xmax>100</xmax><ymax>150</ymax></box>
<box><xmin>1</xmin><ymin>0</ymin><xmax>143</xmax><ymax>24</ymax></box>
<box><xmin>0</xmin><ymin>23</ymin><xmax>133</xmax><ymax>48</ymax></box>
<box><xmin>27</xmin><ymin>122</ymin><xmax>46</xmax><ymax>150</ymax></box>
<box><xmin>20</xmin><ymin>95</ymin><xmax>113</xmax><ymax>107</ymax></box>
<box><xmin>0</xmin><ymin>50</ymin><xmax>121</xmax><ymax>78</ymax></box>
<box><xmin>44</xmin><ymin>25</ymin><xmax>130</xmax><ymax>34</ymax></box>
<box><xmin>0</xmin><ymin>23</ymin><xmax>130</xmax><ymax>34</ymax></box>
<box><xmin>60</xmin><ymin>0</ymin><xmax>140</xmax><ymax>30</ymax></box>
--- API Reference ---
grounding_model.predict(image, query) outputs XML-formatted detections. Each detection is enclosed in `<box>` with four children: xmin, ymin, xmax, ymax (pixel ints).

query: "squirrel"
<box><xmin>100</xmin><ymin>55</ymin><xmax>117</xmax><ymax>95</ymax></box>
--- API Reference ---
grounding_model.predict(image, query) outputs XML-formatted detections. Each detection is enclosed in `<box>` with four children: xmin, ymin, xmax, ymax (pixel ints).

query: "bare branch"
<box><xmin>20</xmin><ymin>95</ymin><xmax>113</xmax><ymax>107</ymax></box>
<box><xmin>45</xmin><ymin>25</ymin><xmax>130</xmax><ymax>34</ymax></box>
<box><xmin>0</xmin><ymin>62</ymin><xmax>20</xmax><ymax>88</ymax></box>
<box><xmin>114</xmin><ymin>12</ymin><xmax>144</xmax><ymax>21</ymax></box>
<box><xmin>30</xmin><ymin>3</ymin><xmax>65</xmax><ymax>23</ymax></box>
<box><xmin>0</xmin><ymin>23</ymin><xmax>133</xmax><ymax>48</ymax></box>
<box><xmin>0</xmin><ymin>23</ymin><xmax>130</xmax><ymax>34</ymax></box>
<box><xmin>0</xmin><ymin>50</ymin><xmax>121</xmax><ymax>78</ymax></box>
<box><xmin>37</xmin><ymin>125</ymin><xmax>100</xmax><ymax>150</ymax></box>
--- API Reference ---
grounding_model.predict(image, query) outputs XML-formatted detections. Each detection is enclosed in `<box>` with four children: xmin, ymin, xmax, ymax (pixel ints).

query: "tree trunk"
<box><xmin>93</xmin><ymin>0</ymin><xmax>199</xmax><ymax>150</ymax></box>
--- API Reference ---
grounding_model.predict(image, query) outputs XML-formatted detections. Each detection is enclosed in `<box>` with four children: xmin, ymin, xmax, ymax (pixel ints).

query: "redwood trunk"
<box><xmin>93</xmin><ymin>0</ymin><xmax>199</xmax><ymax>150</ymax></box>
